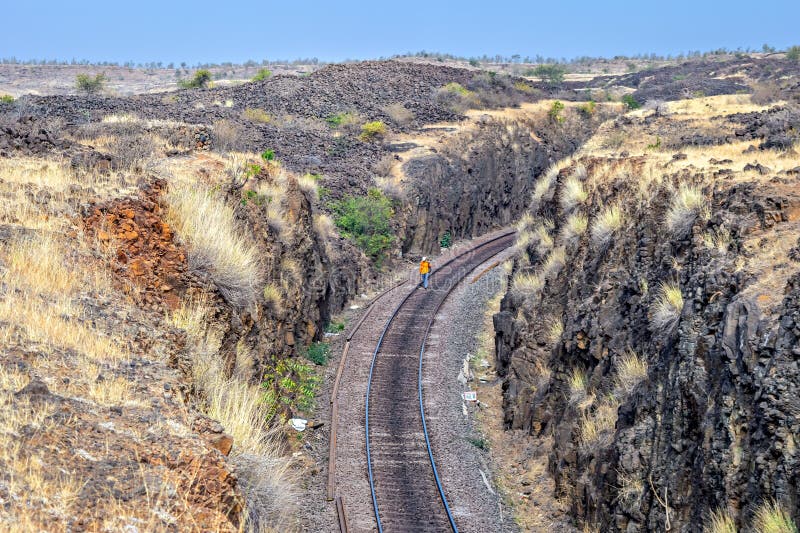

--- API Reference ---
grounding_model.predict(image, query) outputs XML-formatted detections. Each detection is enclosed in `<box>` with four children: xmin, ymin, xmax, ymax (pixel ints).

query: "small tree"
<box><xmin>786</xmin><ymin>46</ymin><xmax>800</xmax><ymax>62</ymax></box>
<box><xmin>252</xmin><ymin>68</ymin><xmax>272</xmax><ymax>81</ymax></box>
<box><xmin>180</xmin><ymin>69</ymin><xmax>212</xmax><ymax>89</ymax></box>
<box><xmin>527</xmin><ymin>64</ymin><xmax>566</xmax><ymax>86</ymax></box>
<box><xmin>75</xmin><ymin>73</ymin><xmax>106</xmax><ymax>95</ymax></box>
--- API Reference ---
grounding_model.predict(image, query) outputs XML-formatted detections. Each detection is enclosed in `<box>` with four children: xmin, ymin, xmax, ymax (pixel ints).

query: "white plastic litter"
<box><xmin>462</xmin><ymin>391</ymin><xmax>477</xmax><ymax>402</ymax></box>
<box><xmin>289</xmin><ymin>418</ymin><xmax>308</xmax><ymax>431</ymax></box>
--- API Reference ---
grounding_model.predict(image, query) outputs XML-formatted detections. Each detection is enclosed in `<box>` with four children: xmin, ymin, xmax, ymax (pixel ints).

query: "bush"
<box><xmin>261</xmin><ymin>149</ymin><xmax>276</xmax><ymax>161</ymax></box>
<box><xmin>439</xmin><ymin>231</ymin><xmax>452</xmax><ymax>248</ymax></box>
<box><xmin>303</xmin><ymin>342</ymin><xmax>330</xmax><ymax>365</ymax></box>
<box><xmin>622</xmin><ymin>94</ymin><xmax>642</xmax><ymax>110</ymax></box>
<box><xmin>578</xmin><ymin>100</ymin><xmax>596</xmax><ymax>117</ymax></box>
<box><xmin>548</xmin><ymin>100</ymin><xmax>565</xmax><ymax>123</ymax></box>
<box><xmin>330</xmin><ymin>188</ymin><xmax>395</xmax><ymax>264</ymax></box>
<box><xmin>786</xmin><ymin>45</ymin><xmax>800</xmax><ymax>62</ymax></box>
<box><xmin>261</xmin><ymin>359</ymin><xmax>318</xmax><ymax>421</ymax></box>
<box><xmin>382</xmin><ymin>102</ymin><xmax>414</xmax><ymax>125</ymax></box>
<box><xmin>359</xmin><ymin>120</ymin><xmax>387</xmax><ymax>141</ymax></box>
<box><xmin>560</xmin><ymin>173</ymin><xmax>588</xmax><ymax>211</ymax></box>
<box><xmin>75</xmin><ymin>73</ymin><xmax>106</xmax><ymax>95</ymax></box>
<box><xmin>180</xmin><ymin>69</ymin><xmax>212</xmax><ymax>89</ymax></box>
<box><xmin>252</xmin><ymin>68</ymin><xmax>272</xmax><ymax>81</ymax></box>
<box><xmin>526</xmin><ymin>64</ymin><xmax>566</xmax><ymax>85</ymax></box>
<box><xmin>0</xmin><ymin>94</ymin><xmax>14</xmax><ymax>104</ymax></box>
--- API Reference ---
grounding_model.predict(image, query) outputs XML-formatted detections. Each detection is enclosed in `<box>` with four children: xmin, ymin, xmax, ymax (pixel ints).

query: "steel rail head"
<box><xmin>364</xmin><ymin>231</ymin><xmax>515</xmax><ymax>533</ymax></box>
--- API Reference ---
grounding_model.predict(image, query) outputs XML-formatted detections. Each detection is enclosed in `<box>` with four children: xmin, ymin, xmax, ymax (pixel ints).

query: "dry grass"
<box><xmin>615</xmin><ymin>350</ymin><xmax>648</xmax><ymax>396</ymax></box>
<box><xmin>651</xmin><ymin>281</ymin><xmax>684</xmax><ymax>331</ymax></box>
<box><xmin>568</xmin><ymin>368</ymin><xmax>587</xmax><ymax>403</ymax></box>
<box><xmin>382</xmin><ymin>102</ymin><xmax>414</xmax><ymax>125</ymax></box>
<box><xmin>702</xmin><ymin>227</ymin><xmax>732</xmax><ymax>255</ymax></box>
<box><xmin>704</xmin><ymin>509</ymin><xmax>737</xmax><ymax>533</ymax></box>
<box><xmin>531</xmin><ymin>164</ymin><xmax>560</xmax><ymax>206</ymax></box>
<box><xmin>542</xmin><ymin>246</ymin><xmax>566</xmax><ymax>278</ymax></box>
<box><xmin>666</xmin><ymin>93</ymin><xmax>780</xmax><ymax>117</ymax></box>
<box><xmin>615</xmin><ymin>470</ymin><xmax>643</xmax><ymax>507</ymax></box>
<box><xmin>262</xmin><ymin>283</ymin><xmax>283</xmax><ymax>313</ymax></box>
<box><xmin>533</xmin><ymin>221</ymin><xmax>555</xmax><ymax>255</ymax></box>
<box><xmin>512</xmin><ymin>271</ymin><xmax>544</xmax><ymax>297</ymax></box>
<box><xmin>170</xmin><ymin>295</ymin><xmax>298</xmax><ymax>528</ymax></box>
<box><xmin>580</xmin><ymin>398</ymin><xmax>619</xmax><ymax>448</ymax></box>
<box><xmin>166</xmin><ymin>182</ymin><xmax>260</xmax><ymax>309</ymax></box>
<box><xmin>243</xmin><ymin>108</ymin><xmax>272</xmax><ymax>123</ymax></box>
<box><xmin>666</xmin><ymin>184</ymin><xmax>706</xmax><ymax>238</ymax></box>
<box><xmin>546</xmin><ymin>315</ymin><xmax>564</xmax><ymax>344</ymax></box>
<box><xmin>295</xmin><ymin>173</ymin><xmax>319</xmax><ymax>199</ymax></box>
<box><xmin>591</xmin><ymin>204</ymin><xmax>623</xmax><ymax>248</ymax></box>
<box><xmin>562</xmin><ymin>212</ymin><xmax>589</xmax><ymax>243</ymax></box>
<box><xmin>754</xmin><ymin>501</ymin><xmax>798</xmax><ymax>533</ymax></box>
<box><xmin>561</xmin><ymin>175</ymin><xmax>588</xmax><ymax>211</ymax></box>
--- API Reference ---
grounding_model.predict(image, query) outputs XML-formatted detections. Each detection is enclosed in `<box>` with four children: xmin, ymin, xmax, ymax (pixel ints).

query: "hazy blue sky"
<box><xmin>2</xmin><ymin>0</ymin><xmax>798</xmax><ymax>64</ymax></box>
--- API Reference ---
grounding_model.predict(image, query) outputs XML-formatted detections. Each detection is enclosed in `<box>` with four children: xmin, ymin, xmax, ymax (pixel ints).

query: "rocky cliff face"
<box><xmin>396</xmin><ymin>105</ymin><xmax>611</xmax><ymax>255</ymax></box>
<box><xmin>494</xmin><ymin>102</ymin><xmax>800</xmax><ymax>530</ymax></box>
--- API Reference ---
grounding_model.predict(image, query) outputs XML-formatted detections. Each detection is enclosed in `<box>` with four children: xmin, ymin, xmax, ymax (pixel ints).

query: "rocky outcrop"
<box><xmin>398</xmin><ymin>109</ymin><xmax>609</xmax><ymax>255</ymax></box>
<box><xmin>494</xmin><ymin>158</ymin><xmax>799</xmax><ymax>530</ymax></box>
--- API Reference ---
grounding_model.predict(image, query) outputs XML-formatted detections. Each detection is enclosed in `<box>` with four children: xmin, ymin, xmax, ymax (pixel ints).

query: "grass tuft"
<box><xmin>167</xmin><ymin>182</ymin><xmax>260</xmax><ymax>309</ymax></box>
<box><xmin>704</xmin><ymin>509</ymin><xmax>737</xmax><ymax>533</ymax></box>
<box><xmin>512</xmin><ymin>271</ymin><xmax>544</xmax><ymax>297</ymax></box>
<box><xmin>562</xmin><ymin>213</ymin><xmax>589</xmax><ymax>243</ymax></box>
<box><xmin>754</xmin><ymin>500</ymin><xmax>798</xmax><ymax>533</ymax></box>
<box><xmin>580</xmin><ymin>397</ymin><xmax>619</xmax><ymax>448</ymax></box>
<box><xmin>615</xmin><ymin>350</ymin><xmax>648</xmax><ymax>396</ymax></box>
<box><xmin>561</xmin><ymin>175</ymin><xmax>588</xmax><ymax>211</ymax></box>
<box><xmin>651</xmin><ymin>281</ymin><xmax>683</xmax><ymax>331</ymax></box>
<box><xmin>591</xmin><ymin>204</ymin><xmax>624</xmax><ymax>248</ymax></box>
<box><xmin>666</xmin><ymin>184</ymin><xmax>705</xmax><ymax>238</ymax></box>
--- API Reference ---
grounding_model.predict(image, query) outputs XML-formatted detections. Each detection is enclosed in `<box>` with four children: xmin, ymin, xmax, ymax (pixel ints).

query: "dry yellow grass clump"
<box><xmin>666</xmin><ymin>184</ymin><xmax>706</xmax><ymax>238</ymax></box>
<box><xmin>591</xmin><ymin>204</ymin><xmax>624</xmax><ymax>248</ymax></box>
<box><xmin>754</xmin><ymin>501</ymin><xmax>798</xmax><ymax>533</ymax></box>
<box><xmin>166</xmin><ymin>182</ymin><xmax>260</xmax><ymax>309</ymax></box>
<box><xmin>580</xmin><ymin>398</ymin><xmax>619</xmax><ymax>448</ymax></box>
<box><xmin>651</xmin><ymin>281</ymin><xmax>684</xmax><ymax>331</ymax></box>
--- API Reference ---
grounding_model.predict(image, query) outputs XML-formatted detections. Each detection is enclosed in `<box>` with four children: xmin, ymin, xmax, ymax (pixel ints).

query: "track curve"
<box><xmin>365</xmin><ymin>233</ymin><xmax>514</xmax><ymax>532</ymax></box>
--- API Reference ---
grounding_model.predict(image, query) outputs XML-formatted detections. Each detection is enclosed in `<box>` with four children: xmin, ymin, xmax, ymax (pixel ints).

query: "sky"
<box><xmin>1</xmin><ymin>0</ymin><xmax>798</xmax><ymax>64</ymax></box>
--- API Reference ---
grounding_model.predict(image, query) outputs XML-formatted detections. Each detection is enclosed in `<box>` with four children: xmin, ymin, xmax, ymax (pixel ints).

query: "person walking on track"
<box><xmin>419</xmin><ymin>256</ymin><xmax>431</xmax><ymax>289</ymax></box>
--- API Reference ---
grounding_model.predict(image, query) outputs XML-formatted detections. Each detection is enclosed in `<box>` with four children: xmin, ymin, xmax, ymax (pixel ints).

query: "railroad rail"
<box><xmin>364</xmin><ymin>232</ymin><xmax>514</xmax><ymax>532</ymax></box>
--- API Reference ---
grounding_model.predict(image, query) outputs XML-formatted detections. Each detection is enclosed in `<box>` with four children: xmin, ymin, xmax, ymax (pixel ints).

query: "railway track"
<box><xmin>364</xmin><ymin>232</ymin><xmax>514</xmax><ymax>532</ymax></box>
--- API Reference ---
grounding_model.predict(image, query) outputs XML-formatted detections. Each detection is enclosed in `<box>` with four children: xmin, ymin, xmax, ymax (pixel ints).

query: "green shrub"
<box><xmin>0</xmin><ymin>94</ymin><xmax>14</xmax><ymax>104</ymax></box>
<box><xmin>325</xmin><ymin>319</ymin><xmax>346</xmax><ymax>333</ymax></box>
<box><xmin>578</xmin><ymin>100</ymin><xmax>596</xmax><ymax>117</ymax></box>
<box><xmin>261</xmin><ymin>359</ymin><xmax>318</xmax><ymax>420</ymax></box>
<box><xmin>75</xmin><ymin>73</ymin><xmax>106</xmax><ymax>95</ymax></box>
<box><xmin>330</xmin><ymin>188</ymin><xmax>395</xmax><ymax>264</ymax></box>
<box><xmin>359</xmin><ymin>121</ymin><xmax>387</xmax><ymax>141</ymax></box>
<box><xmin>261</xmin><ymin>149</ymin><xmax>276</xmax><ymax>161</ymax></box>
<box><xmin>303</xmin><ymin>342</ymin><xmax>330</xmax><ymax>365</ymax></box>
<box><xmin>786</xmin><ymin>45</ymin><xmax>800</xmax><ymax>62</ymax></box>
<box><xmin>469</xmin><ymin>59</ymin><xmax>480</xmax><ymax>67</ymax></box>
<box><xmin>526</xmin><ymin>64</ymin><xmax>565</xmax><ymax>85</ymax></box>
<box><xmin>467</xmin><ymin>437</ymin><xmax>489</xmax><ymax>450</ymax></box>
<box><xmin>622</xmin><ymin>94</ymin><xmax>642</xmax><ymax>110</ymax></box>
<box><xmin>440</xmin><ymin>231</ymin><xmax>452</xmax><ymax>248</ymax></box>
<box><xmin>326</xmin><ymin>112</ymin><xmax>358</xmax><ymax>128</ymax></box>
<box><xmin>252</xmin><ymin>68</ymin><xmax>272</xmax><ymax>81</ymax></box>
<box><xmin>548</xmin><ymin>100</ymin><xmax>565</xmax><ymax>123</ymax></box>
<box><xmin>180</xmin><ymin>69</ymin><xmax>212</xmax><ymax>89</ymax></box>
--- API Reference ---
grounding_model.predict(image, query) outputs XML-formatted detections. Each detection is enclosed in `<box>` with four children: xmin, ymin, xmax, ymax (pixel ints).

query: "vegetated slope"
<box><xmin>494</xmin><ymin>94</ymin><xmax>800</xmax><ymax>530</ymax></box>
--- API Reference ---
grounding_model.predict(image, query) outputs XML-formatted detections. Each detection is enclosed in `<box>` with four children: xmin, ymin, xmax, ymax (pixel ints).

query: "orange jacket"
<box><xmin>419</xmin><ymin>260</ymin><xmax>431</xmax><ymax>274</ymax></box>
